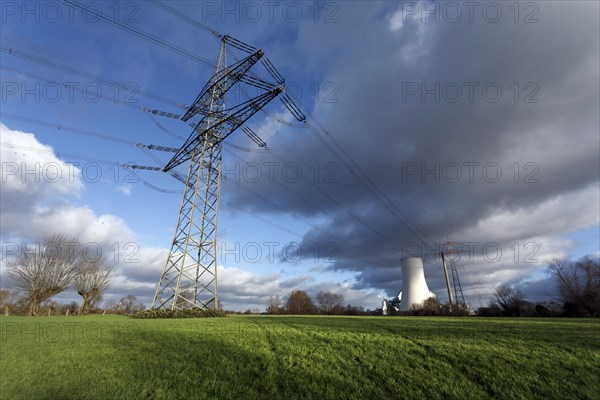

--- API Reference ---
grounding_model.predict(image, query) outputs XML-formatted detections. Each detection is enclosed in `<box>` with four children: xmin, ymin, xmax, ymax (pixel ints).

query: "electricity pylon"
<box><xmin>150</xmin><ymin>35</ymin><xmax>300</xmax><ymax>310</ymax></box>
<box><xmin>443</xmin><ymin>241</ymin><xmax>467</xmax><ymax>310</ymax></box>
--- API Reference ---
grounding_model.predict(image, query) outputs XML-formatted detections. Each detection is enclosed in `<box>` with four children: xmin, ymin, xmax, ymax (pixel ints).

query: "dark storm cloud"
<box><xmin>223</xmin><ymin>1</ymin><xmax>599</xmax><ymax>301</ymax></box>
<box><xmin>514</xmin><ymin>277</ymin><xmax>559</xmax><ymax>303</ymax></box>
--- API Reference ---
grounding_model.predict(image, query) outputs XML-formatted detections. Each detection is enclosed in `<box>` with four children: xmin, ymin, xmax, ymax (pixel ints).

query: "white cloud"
<box><xmin>1</xmin><ymin>123</ymin><xmax>83</xmax><ymax>201</ymax></box>
<box><xmin>117</xmin><ymin>184</ymin><xmax>132</xmax><ymax>196</ymax></box>
<box><xmin>217</xmin><ymin>265</ymin><xmax>383</xmax><ymax>311</ymax></box>
<box><xmin>461</xmin><ymin>183</ymin><xmax>599</xmax><ymax>243</ymax></box>
<box><xmin>0</xmin><ymin>124</ymin><xmax>135</xmax><ymax>244</ymax></box>
<box><xmin>387</xmin><ymin>4</ymin><xmax>436</xmax><ymax>65</ymax></box>
<box><xmin>388</xmin><ymin>3</ymin><xmax>415</xmax><ymax>32</ymax></box>
<box><xmin>0</xmin><ymin>125</ymin><xmax>383</xmax><ymax>311</ymax></box>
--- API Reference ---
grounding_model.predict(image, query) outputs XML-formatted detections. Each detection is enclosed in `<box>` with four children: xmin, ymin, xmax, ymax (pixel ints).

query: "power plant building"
<box><xmin>382</xmin><ymin>257</ymin><xmax>436</xmax><ymax>314</ymax></box>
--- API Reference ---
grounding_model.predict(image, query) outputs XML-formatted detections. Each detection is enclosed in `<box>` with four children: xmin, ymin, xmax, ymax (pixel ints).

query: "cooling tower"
<box><xmin>400</xmin><ymin>257</ymin><xmax>436</xmax><ymax>311</ymax></box>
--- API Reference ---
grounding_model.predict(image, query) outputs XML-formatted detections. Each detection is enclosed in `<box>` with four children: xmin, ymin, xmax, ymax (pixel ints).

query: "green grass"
<box><xmin>1</xmin><ymin>315</ymin><xmax>599</xmax><ymax>399</ymax></box>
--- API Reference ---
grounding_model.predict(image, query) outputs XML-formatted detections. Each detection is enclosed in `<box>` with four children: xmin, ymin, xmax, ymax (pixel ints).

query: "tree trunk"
<box><xmin>4</xmin><ymin>305</ymin><xmax>8</xmax><ymax>316</ymax></box>
<box><xmin>81</xmin><ymin>295</ymin><xmax>90</xmax><ymax>315</ymax></box>
<box><xmin>29</xmin><ymin>301</ymin><xmax>38</xmax><ymax>316</ymax></box>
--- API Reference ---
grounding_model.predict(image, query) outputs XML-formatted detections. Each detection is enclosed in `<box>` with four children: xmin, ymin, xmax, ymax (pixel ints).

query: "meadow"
<box><xmin>1</xmin><ymin>315</ymin><xmax>598</xmax><ymax>399</ymax></box>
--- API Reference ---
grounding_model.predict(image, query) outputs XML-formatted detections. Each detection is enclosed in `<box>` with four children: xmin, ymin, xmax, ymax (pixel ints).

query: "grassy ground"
<box><xmin>1</xmin><ymin>315</ymin><xmax>598</xmax><ymax>400</ymax></box>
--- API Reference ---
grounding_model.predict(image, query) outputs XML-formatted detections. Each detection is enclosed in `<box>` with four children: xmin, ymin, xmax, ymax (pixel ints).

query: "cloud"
<box><xmin>216</xmin><ymin>265</ymin><xmax>383</xmax><ymax>311</ymax></box>
<box><xmin>2</xmin><ymin>2</ymin><xmax>598</xmax><ymax>310</ymax></box>
<box><xmin>1</xmin><ymin>123</ymin><xmax>84</xmax><ymax>216</ymax></box>
<box><xmin>0</xmin><ymin>124</ymin><xmax>140</xmax><ymax>285</ymax></box>
<box><xmin>221</xmin><ymin>1</ymin><xmax>599</xmax><ymax>303</ymax></box>
<box><xmin>0</xmin><ymin>124</ymin><xmax>382</xmax><ymax>311</ymax></box>
<box><xmin>0</xmin><ymin>124</ymin><xmax>136</xmax><ymax>244</ymax></box>
<box><xmin>513</xmin><ymin>278</ymin><xmax>559</xmax><ymax>303</ymax></box>
<box><xmin>117</xmin><ymin>184</ymin><xmax>132</xmax><ymax>196</ymax></box>
<box><xmin>388</xmin><ymin>7</ymin><xmax>406</xmax><ymax>32</ymax></box>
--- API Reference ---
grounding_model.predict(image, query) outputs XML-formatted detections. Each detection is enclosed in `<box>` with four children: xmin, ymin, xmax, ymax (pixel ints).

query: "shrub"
<box><xmin>131</xmin><ymin>308</ymin><xmax>227</xmax><ymax>319</ymax></box>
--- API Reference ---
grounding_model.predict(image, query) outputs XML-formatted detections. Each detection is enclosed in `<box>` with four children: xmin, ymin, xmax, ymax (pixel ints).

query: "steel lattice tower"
<box><xmin>444</xmin><ymin>241</ymin><xmax>467</xmax><ymax>310</ymax></box>
<box><xmin>152</xmin><ymin>41</ymin><xmax>227</xmax><ymax>310</ymax></box>
<box><xmin>148</xmin><ymin>35</ymin><xmax>301</xmax><ymax>310</ymax></box>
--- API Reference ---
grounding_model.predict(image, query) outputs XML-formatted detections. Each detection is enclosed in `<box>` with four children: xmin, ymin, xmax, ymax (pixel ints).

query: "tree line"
<box><xmin>402</xmin><ymin>256</ymin><xmax>599</xmax><ymax>317</ymax></box>
<box><xmin>3</xmin><ymin>234</ymin><xmax>116</xmax><ymax>316</ymax></box>
<box><xmin>265</xmin><ymin>290</ymin><xmax>375</xmax><ymax>315</ymax></box>
<box><xmin>3</xmin><ymin>234</ymin><xmax>596</xmax><ymax>318</ymax></box>
<box><xmin>0</xmin><ymin>291</ymin><xmax>146</xmax><ymax>316</ymax></box>
<box><xmin>482</xmin><ymin>256</ymin><xmax>600</xmax><ymax>317</ymax></box>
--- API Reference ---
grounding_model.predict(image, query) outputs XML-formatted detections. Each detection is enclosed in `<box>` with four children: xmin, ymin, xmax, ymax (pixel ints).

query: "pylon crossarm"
<box><xmin>223</xmin><ymin>35</ymin><xmax>257</xmax><ymax>54</ymax></box>
<box><xmin>239</xmin><ymin>74</ymin><xmax>276</xmax><ymax>90</ymax></box>
<box><xmin>182</xmin><ymin>49</ymin><xmax>265</xmax><ymax>122</ymax></box>
<box><xmin>261</xmin><ymin>56</ymin><xmax>285</xmax><ymax>84</ymax></box>
<box><xmin>164</xmin><ymin>87</ymin><xmax>281</xmax><ymax>172</ymax></box>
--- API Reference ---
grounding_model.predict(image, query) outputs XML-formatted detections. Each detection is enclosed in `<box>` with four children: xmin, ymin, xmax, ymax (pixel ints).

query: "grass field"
<box><xmin>1</xmin><ymin>315</ymin><xmax>599</xmax><ymax>399</ymax></box>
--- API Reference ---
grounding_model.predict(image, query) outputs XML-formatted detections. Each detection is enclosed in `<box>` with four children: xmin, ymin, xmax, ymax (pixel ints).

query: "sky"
<box><xmin>0</xmin><ymin>1</ymin><xmax>598</xmax><ymax>311</ymax></box>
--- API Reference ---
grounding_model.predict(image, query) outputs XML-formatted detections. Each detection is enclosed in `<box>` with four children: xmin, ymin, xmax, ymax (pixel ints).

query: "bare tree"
<box><xmin>409</xmin><ymin>297</ymin><xmax>442</xmax><ymax>316</ymax></box>
<box><xmin>490</xmin><ymin>283</ymin><xmax>525</xmax><ymax>316</ymax></box>
<box><xmin>316</xmin><ymin>291</ymin><xmax>344</xmax><ymax>314</ymax></box>
<box><xmin>266</xmin><ymin>295</ymin><xmax>283</xmax><ymax>314</ymax></box>
<box><xmin>7</xmin><ymin>234</ymin><xmax>83</xmax><ymax>316</ymax></box>
<box><xmin>73</xmin><ymin>257</ymin><xmax>113</xmax><ymax>315</ymax></box>
<box><xmin>548</xmin><ymin>257</ymin><xmax>600</xmax><ymax>316</ymax></box>
<box><xmin>90</xmin><ymin>293</ymin><xmax>104</xmax><ymax>313</ymax></box>
<box><xmin>285</xmin><ymin>290</ymin><xmax>317</xmax><ymax>314</ymax></box>
<box><xmin>118</xmin><ymin>295</ymin><xmax>145</xmax><ymax>314</ymax></box>
<box><xmin>176</xmin><ymin>288</ymin><xmax>195</xmax><ymax>309</ymax></box>
<box><xmin>103</xmin><ymin>299</ymin><xmax>118</xmax><ymax>313</ymax></box>
<box><xmin>4</xmin><ymin>290</ymin><xmax>30</xmax><ymax>315</ymax></box>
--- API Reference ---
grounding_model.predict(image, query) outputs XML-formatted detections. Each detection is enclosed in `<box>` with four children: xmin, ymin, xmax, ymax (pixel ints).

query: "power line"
<box><xmin>225</xmin><ymin>40</ymin><xmax>439</xmax><ymax>249</ymax></box>
<box><xmin>10</xmin><ymin>6</ymin><xmax>399</xmax><ymax>246</ymax></box>
<box><xmin>0</xmin><ymin>46</ymin><xmax>182</xmax><ymax>107</ymax></box>
<box><xmin>147</xmin><ymin>0</ymin><xmax>222</xmax><ymax>39</ymax></box>
<box><xmin>64</xmin><ymin>0</ymin><xmax>217</xmax><ymax>69</ymax></box>
<box><xmin>135</xmin><ymin>140</ymin><xmax>399</xmax><ymax>269</ymax></box>
<box><xmin>221</xmin><ymin>172</ymin><xmax>398</xmax><ymax>268</ymax></box>
<box><xmin>0</xmin><ymin>65</ymin><xmax>202</xmax><ymax>149</ymax></box>
<box><xmin>5</xmin><ymin>2</ymin><xmax>438</xmax><ymax>261</ymax></box>
<box><xmin>223</xmin><ymin>146</ymin><xmax>401</xmax><ymax>252</ymax></box>
<box><xmin>1</xmin><ymin>141</ymin><xmax>181</xmax><ymax>196</ymax></box>
<box><xmin>72</xmin><ymin>0</ymin><xmax>416</xmax><ymax>252</ymax></box>
<box><xmin>223</xmin><ymin>141</ymin><xmax>271</xmax><ymax>154</ymax></box>
<box><xmin>3</xmin><ymin>135</ymin><xmax>396</xmax><ymax>269</ymax></box>
<box><xmin>306</xmin><ymin>116</ymin><xmax>437</xmax><ymax>249</ymax></box>
<box><xmin>143</xmin><ymin>112</ymin><xmax>186</xmax><ymax>141</ymax></box>
<box><xmin>264</xmin><ymin>132</ymin><xmax>403</xmax><ymax>250</ymax></box>
<box><xmin>1</xmin><ymin>141</ymin><xmax>121</xmax><ymax>166</ymax></box>
<box><xmin>144</xmin><ymin>0</ymin><xmax>305</xmax><ymax>129</ymax></box>
<box><xmin>0</xmin><ymin>112</ymin><xmax>135</xmax><ymax>146</ymax></box>
<box><xmin>262</xmin><ymin>143</ymin><xmax>403</xmax><ymax>250</ymax></box>
<box><xmin>6</xmin><ymin>107</ymin><xmax>402</xmax><ymax>256</ymax></box>
<box><xmin>225</xmin><ymin>201</ymin><xmax>301</xmax><ymax>238</ymax></box>
<box><xmin>2</xmin><ymin>109</ymin><xmax>397</xmax><ymax>270</ymax></box>
<box><xmin>0</xmin><ymin>64</ymin><xmax>154</xmax><ymax>117</ymax></box>
<box><xmin>123</xmin><ymin>141</ymin><xmax>401</xmax><ymax>267</ymax></box>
